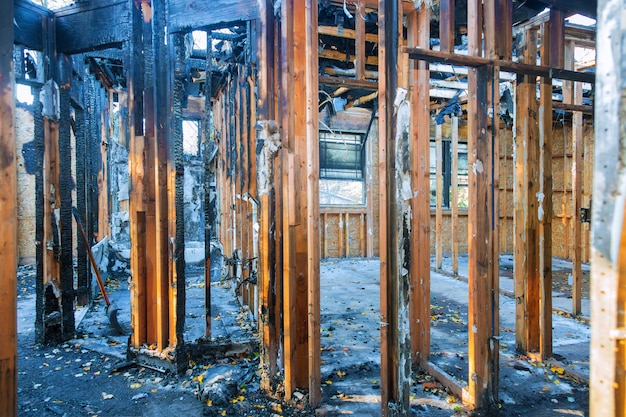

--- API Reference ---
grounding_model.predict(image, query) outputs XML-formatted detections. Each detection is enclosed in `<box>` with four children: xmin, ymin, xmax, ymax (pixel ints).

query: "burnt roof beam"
<box><xmin>168</xmin><ymin>0</ymin><xmax>259</xmax><ymax>33</ymax></box>
<box><xmin>55</xmin><ymin>0</ymin><xmax>130</xmax><ymax>54</ymax></box>
<box><xmin>14</xmin><ymin>0</ymin><xmax>51</xmax><ymax>51</ymax></box>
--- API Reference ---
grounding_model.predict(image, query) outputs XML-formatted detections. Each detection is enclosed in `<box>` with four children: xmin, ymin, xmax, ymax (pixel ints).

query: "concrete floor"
<box><xmin>318</xmin><ymin>255</ymin><xmax>590</xmax><ymax>416</ymax></box>
<box><xmin>17</xmin><ymin>253</ymin><xmax>591</xmax><ymax>416</ymax></box>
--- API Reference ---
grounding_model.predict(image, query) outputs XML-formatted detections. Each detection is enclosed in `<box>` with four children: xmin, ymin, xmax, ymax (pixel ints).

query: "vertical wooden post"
<box><xmin>75</xmin><ymin>101</ymin><xmax>89</xmax><ymax>306</ymax></box>
<box><xmin>435</xmin><ymin>124</ymin><xmax>443</xmax><ymax>269</ymax></box>
<box><xmin>338</xmin><ymin>213</ymin><xmax>344</xmax><ymax>257</ymax></box>
<box><xmin>58</xmin><ymin>54</ymin><xmax>75</xmax><ymax>341</ymax></box>
<box><xmin>280</xmin><ymin>0</ymin><xmax>297</xmax><ymax>399</ymax></box>
<box><xmin>380</xmin><ymin>0</ymin><xmax>411</xmax><ymax>415</ymax></box>
<box><xmin>0</xmin><ymin>2</ymin><xmax>17</xmax><ymax>413</ymax></box>
<box><xmin>171</xmin><ymin>32</ymin><xmax>186</xmax><ymax>361</ymax></box>
<box><xmin>305</xmin><ymin>0</ymin><xmax>321</xmax><ymax>403</ymax></box>
<box><xmin>567</xmin><ymin>38</ymin><xmax>584</xmax><ymax>316</ymax></box>
<box><xmin>129</xmin><ymin>0</ymin><xmax>148</xmax><ymax>348</ymax></box>
<box><xmin>514</xmin><ymin>28</ymin><xmax>540</xmax><ymax>354</ymax></box>
<box><xmin>292</xmin><ymin>0</ymin><xmax>309</xmax><ymax>392</ymax></box>
<box><xmin>33</xmin><ymin>83</ymin><xmax>45</xmax><ymax>344</ymax></box>
<box><xmin>97</xmin><ymin>107</ymin><xmax>109</xmax><ymax>241</ymax></box>
<box><xmin>355</xmin><ymin>0</ymin><xmax>366</xmax><ymax>80</ymax></box>
<box><xmin>407</xmin><ymin>4</ymin><xmax>431</xmax><ymax>368</ymax></box>
<box><xmin>451</xmin><ymin>116</ymin><xmax>459</xmax><ymax>274</ymax></box>
<box><xmin>538</xmin><ymin>14</ymin><xmax>561</xmax><ymax>360</ymax></box>
<box><xmin>153</xmin><ymin>0</ymin><xmax>171</xmax><ymax>351</ymax></box>
<box><xmin>345</xmin><ymin>212</ymin><xmax>350</xmax><ymax>257</ymax></box>
<box><xmin>439</xmin><ymin>0</ymin><xmax>455</xmax><ymax>53</ymax></box>
<box><xmin>468</xmin><ymin>0</ymin><xmax>500</xmax><ymax>408</ymax></box>
<box><xmin>204</xmin><ymin>32</ymin><xmax>213</xmax><ymax>338</ymax></box>
<box><xmin>591</xmin><ymin>1</ymin><xmax>626</xmax><ymax>414</ymax></box>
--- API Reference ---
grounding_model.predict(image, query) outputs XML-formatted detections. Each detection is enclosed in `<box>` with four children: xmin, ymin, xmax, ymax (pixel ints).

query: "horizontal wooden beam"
<box><xmin>553</xmin><ymin>101</ymin><xmax>593</xmax><ymax>114</ymax></box>
<box><xmin>318</xmin><ymin>25</ymin><xmax>378</xmax><ymax>43</ymax></box>
<box><xmin>14</xmin><ymin>0</ymin><xmax>50</xmax><ymax>50</ymax></box>
<box><xmin>404</xmin><ymin>47</ymin><xmax>595</xmax><ymax>83</ymax></box>
<box><xmin>319</xmin><ymin>48</ymin><xmax>378</xmax><ymax>66</ymax></box>
<box><xmin>55</xmin><ymin>0</ymin><xmax>129</xmax><ymax>54</ymax></box>
<box><xmin>168</xmin><ymin>0</ymin><xmax>259</xmax><ymax>33</ymax></box>
<box><xmin>319</xmin><ymin>75</ymin><xmax>378</xmax><ymax>90</ymax></box>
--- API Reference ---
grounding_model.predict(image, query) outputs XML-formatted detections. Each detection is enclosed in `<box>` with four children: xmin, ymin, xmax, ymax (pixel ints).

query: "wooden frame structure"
<box><xmin>7</xmin><ymin>0</ymin><xmax>626</xmax><ymax>416</ymax></box>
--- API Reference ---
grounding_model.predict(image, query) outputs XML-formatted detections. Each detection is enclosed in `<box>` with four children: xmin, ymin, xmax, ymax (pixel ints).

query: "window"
<box><xmin>319</xmin><ymin>131</ymin><xmax>365</xmax><ymax>206</ymax></box>
<box><xmin>183</xmin><ymin>120</ymin><xmax>200</xmax><ymax>156</ymax></box>
<box><xmin>430</xmin><ymin>140</ymin><xmax>468</xmax><ymax>208</ymax></box>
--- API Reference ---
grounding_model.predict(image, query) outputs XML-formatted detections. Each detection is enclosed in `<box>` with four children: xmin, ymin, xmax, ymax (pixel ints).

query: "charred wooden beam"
<box><xmin>171</xmin><ymin>32</ymin><xmax>187</xmax><ymax>365</ymax></box>
<box><xmin>55</xmin><ymin>0</ymin><xmax>130</xmax><ymax>54</ymax></box>
<box><xmin>168</xmin><ymin>0</ymin><xmax>259</xmax><ymax>33</ymax></box>
<box><xmin>74</xmin><ymin>102</ymin><xmax>89</xmax><ymax>306</ymax></box>
<box><xmin>14</xmin><ymin>0</ymin><xmax>50</xmax><ymax>50</ymax></box>
<box><xmin>379</xmin><ymin>0</ymin><xmax>411</xmax><ymax>415</ymax></box>
<box><xmin>203</xmin><ymin>32</ymin><xmax>213</xmax><ymax>340</ymax></box>
<box><xmin>0</xmin><ymin>1</ymin><xmax>18</xmax><ymax>414</ymax></box>
<box><xmin>58</xmin><ymin>54</ymin><xmax>75</xmax><ymax>341</ymax></box>
<box><xmin>404</xmin><ymin>47</ymin><xmax>595</xmax><ymax>84</ymax></box>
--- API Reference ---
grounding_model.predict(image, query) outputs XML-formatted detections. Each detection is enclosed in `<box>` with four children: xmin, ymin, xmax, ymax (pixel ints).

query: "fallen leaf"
<box><xmin>101</xmin><ymin>392</ymin><xmax>114</xmax><ymax>400</ymax></box>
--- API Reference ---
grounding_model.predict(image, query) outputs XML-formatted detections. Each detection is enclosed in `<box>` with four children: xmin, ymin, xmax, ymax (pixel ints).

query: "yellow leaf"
<box><xmin>325</xmin><ymin>380</ymin><xmax>333</xmax><ymax>385</ymax></box>
<box><xmin>130</xmin><ymin>383</ymin><xmax>142</xmax><ymax>389</ymax></box>
<box><xmin>206</xmin><ymin>399</ymin><xmax>213</xmax><ymax>406</ymax></box>
<box><xmin>337</xmin><ymin>370</ymin><xmax>346</xmax><ymax>378</ymax></box>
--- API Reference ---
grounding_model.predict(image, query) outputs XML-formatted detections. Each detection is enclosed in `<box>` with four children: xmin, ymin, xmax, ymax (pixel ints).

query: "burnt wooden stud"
<box><xmin>129</xmin><ymin>0</ymin><xmax>148</xmax><ymax>347</ymax></box>
<box><xmin>58</xmin><ymin>54</ymin><xmax>75</xmax><ymax>341</ymax></box>
<box><xmin>203</xmin><ymin>32</ymin><xmax>213</xmax><ymax>339</ymax></box>
<box><xmin>255</xmin><ymin>0</ymin><xmax>280</xmax><ymax>390</ymax></box>
<box><xmin>407</xmin><ymin>5</ymin><xmax>431</xmax><ymax>371</ymax></box>
<box><xmin>153</xmin><ymin>0</ymin><xmax>171</xmax><ymax>351</ymax></box>
<box><xmin>380</xmin><ymin>1</ymin><xmax>412</xmax><ymax>415</ymax></box>
<box><xmin>171</xmin><ymin>32</ymin><xmax>187</xmax><ymax>359</ymax></box>
<box><xmin>0</xmin><ymin>1</ymin><xmax>17</xmax><ymax>413</ymax></box>
<box><xmin>33</xmin><ymin>84</ymin><xmax>45</xmax><ymax>344</ymax></box>
<box><xmin>280</xmin><ymin>0</ymin><xmax>297</xmax><ymax>399</ymax></box>
<box><xmin>74</xmin><ymin>102</ymin><xmax>89</xmax><ymax>307</ymax></box>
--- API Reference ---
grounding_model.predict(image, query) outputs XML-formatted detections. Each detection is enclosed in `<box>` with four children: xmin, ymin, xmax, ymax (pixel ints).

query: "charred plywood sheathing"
<box><xmin>255</xmin><ymin>120</ymin><xmax>281</xmax><ymax>196</ymax></box>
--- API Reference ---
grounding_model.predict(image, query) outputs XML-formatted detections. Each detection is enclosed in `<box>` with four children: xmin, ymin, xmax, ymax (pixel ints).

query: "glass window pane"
<box><xmin>320</xmin><ymin>179</ymin><xmax>365</xmax><ymax>205</ymax></box>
